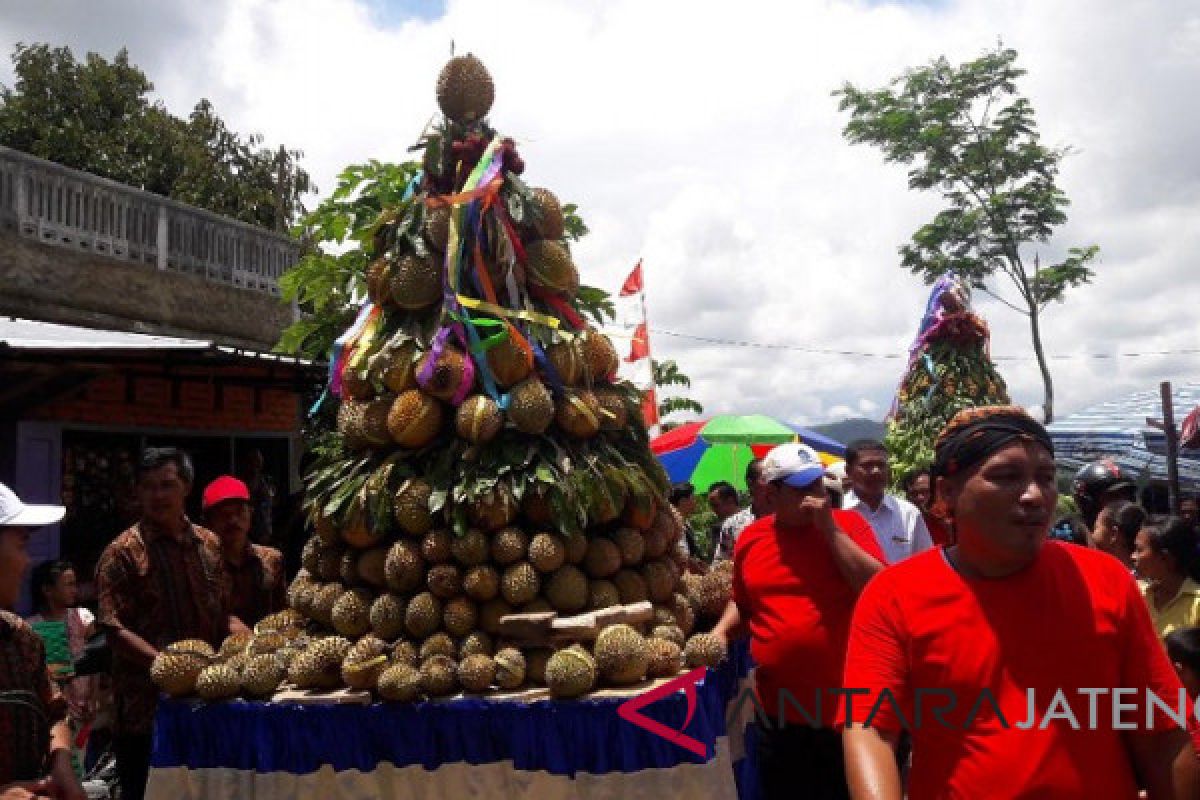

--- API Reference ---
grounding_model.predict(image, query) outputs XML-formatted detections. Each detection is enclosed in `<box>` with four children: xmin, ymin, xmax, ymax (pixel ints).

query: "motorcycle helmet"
<box><xmin>1072</xmin><ymin>459</ymin><xmax>1136</xmax><ymax>528</ymax></box>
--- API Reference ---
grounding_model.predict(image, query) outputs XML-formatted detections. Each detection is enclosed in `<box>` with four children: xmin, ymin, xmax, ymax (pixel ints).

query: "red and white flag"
<box><xmin>619</xmin><ymin>260</ymin><xmax>644</xmax><ymax>296</ymax></box>
<box><xmin>626</xmin><ymin>322</ymin><xmax>650</xmax><ymax>362</ymax></box>
<box><xmin>641</xmin><ymin>385</ymin><xmax>660</xmax><ymax>428</ymax></box>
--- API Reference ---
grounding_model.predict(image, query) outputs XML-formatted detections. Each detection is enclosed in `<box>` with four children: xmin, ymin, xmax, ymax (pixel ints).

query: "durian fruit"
<box><xmin>219</xmin><ymin>632</ymin><xmax>253</xmax><ymax>660</ymax></box>
<box><xmin>166</xmin><ymin>639</ymin><xmax>216</xmax><ymax>659</ymax></box>
<box><xmin>254</xmin><ymin>609</ymin><xmax>304</xmax><ymax>637</ymax></box>
<box><xmin>621</xmin><ymin>481</ymin><xmax>657</xmax><ymax>531</ymax></box>
<box><xmin>388</xmin><ymin>253</ymin><xmax>441</xmax><ymax>310</ymax></box>
<box><xmin>340</xmin><ymin>550</ymin><xmax>363</xmax><ymax>586</ymax></box>
<box><xmin>641</xmin><ymin>527</ymin><xmax>668</xmax><ymax>561</ymax></box>
<box><xmin>525</xmin><ymin>240</ymin><xmax>578</xmax><ymax>296</ymax></box>
<box><xmin>652</xmin><ymin>625</ymin><xmax>686</xmax><ymax>649</ymax></box>
<box><xmin>693</xmin><ymin>565</ymin><xmax>733</xmax><ymax>618</ymax></box>
<box><xmin>223</xmin><ymin>652</ymin><xmax>249</xmax><ymax>675</ymax></box>
<box><xmin>381</xmin><ymin>341</ymin><xmax>419</xmax><ymax>395</ymax></box>
<box><xmin>545</xmin><ymin>565</ymin><xmax>589</xmax><ymax>613</ymax></box>
<box><xmin>527</xmin><ymin>532</ymin><xmax>566</xmax><ymax>573</ymax></box>
<box><xmin>594</xmin><ymin>624</ymin><xmax>649</xmax><ymax>686</ymax></box>
<box><xmin>507</xmin><ymin>378</ymin><xmax>554</xmax><ymax>435</ymax></box>
<box><xmin>545</xmin><ymin>339</ymin><xmax>584</xmax><ymax>386</ymax></box>
<box><xmin>588</xmin><ymin>579</ymin><xmax>621</xmax><ymax>610</ymax></box>
<box><xmin>404</xmin><ymin>592</ymin><xmax>443</xmax><ymax>639</ymax></box>
<box><xmin>195</xmin><ymin>664</ymin><xmax>242</xmax><ymax>701</ymax></box>
<box><xmin>247</xmin><ymin>631</ymin><xmax>288</xmax><ymax>657</ymax></box>
<box><xmin>594</xmin><ymin>388</ymin><xmax>629</xmax><ymax>432</ymax></box>
<box><xmin>500</xmin><ymin>562</ymin><xmax>541</xmax><ymax>606</ymax></box>
<box><xmin>393</xmin><ymin>478</ymin><xmax>435</xmax><ymax>536</ymax></box>
<box><xmin>366</xmin><ymin>257</ymin><xmax>393</xmax><ymax>307</ymax></box>
<box><xmin>427</xmin><ymin>564</ymin><xmax>463</xmax><ymax>599</ymax></box>
<box><xmin>653</xmin><ymin>605</ymin><xmax>677</xmax><ymax>629</ymax></box>
<box><xmin>289</xmin><ymin>636</ymin><xmax>353</xmax><ymax>689</ymax></box>
<box><xmin>392</xmin><ymin>640</ymin><xmax>420</xmax><ymax>668</ymax></box>
<box><xmin>493</xmin><ymin>647</ymin><xmax>526</xmax><ymax>690</ymax></box>
<box><xmin>423</xmin><ymin>205</ymin><xmax>451</xmax><ymax>253</ymax></box>
<box><xmin>684</xmin><ymin>633</ymin><xmax>727</xmax><ymax>668</ymax></box>
<box><xmin>463</xmin><ymin>565</ymin><xmax>500</xmax><ymax>601</ymax></box>
<box><xmin>456</xmin><ymin>395</ymin><xmax>503</xmax><ymax>444</ymax></box>
<box><xmin>544</xmin><ymin>646</ymin><xmax>596</xmax><ymax>698</ymax></box>
<box><xmin>490</xmin><ymin>527</ymin><xmax>528</xmax><ymax>565</ymax></box>
<box><xmin>613</xmin><ymin>570</ymin><xmax>650</xmax><ymax>605</ymax></box>
<box><xmin>580</xmin><ymin>329</ymin><xmax>619</xmax><ymax>383</ymax></box>
<box><xmin>421</xmin><ymin>529</ymin><xmax>454</xmax><ymax>564</ymax></box>
<box><xmin>641</xmin><ymin>559</ymin><xmax>678</xmax><ymax>604</ymax></box>
<box><xmin>315</xmin><ymin>514</ymin><xmax>340</xmax><ymax>545</ymax></box>
<box><xmin>384</xmin><ymin>540</ymin><xmax>426</xmax><ymax>593</ymax></box>
<box><xmin>377</xmin><ymin>662</ymin><xmax>423</xmax><ymax>702</ymax></box>
<box><xmin>358</xmin><ymin>397</ymin><xmax>396</xmax><ymax>449</ymax></box>
<box><xmin>451</xmin><ymin>529</ymin><xmax>489</xmax><ymax>567</ymax></box>
<box><xmin>530</xmin><ymin>187</ymin><xmax>565</xmax><ymax>240</ymax></box>
<box><xmin>420</xmin><ymin>633</ymin><xmax>458</xmax><ymax>662</ymax></box>
<box><xmin>468</xmin><ymin>484</ymin><xmax>518</xmax><ymax>531</ymax></box>
<box><xmin>478</xmin><ymin>598</ymin><xmax>514</xmax><ymax>635</ymax></box>
<box><xmin>311</xmin><ymin>583</ymin><xmax>343</xmax><ymax>627</ymax></box>
<box><xmin>416</xmin><ymin>349</ymin><xmax>469</xmax><ymax>402</ymax></box>
<box><xmin>563</xmin><ymin>532</ymin><xmax>588</xmax><ymax>566</ymax></box>
<box><xmin>316</xmin><ymin>543</ymin><xmax>346</xmax><ymax>581</ymax></box>
<box><xmin>337</xmin><ymin>400</ymin><xmax>370</xmax><ymax>449</ymax></box>
<box><xmin>369</xmin><ymin>593</ymin><xmax>408</xmax><ymax>640</ymax></box>
<box><xmin>443</xmin><ymin>597</ymin><xmax>479</xmax><ymax>637</ymax></box>
<box><xmin>525</xmin><ymin>647</ymin><xmax>552</xmax><ymax>686</ymax></box>
<box><xmin>420</xmin><ymin>655</ymin><xmax>460</xmax><ymax>697</ymax></box>
<box><xmin>356</xmin><ymin>546</ymin><xmax>389</xmax><ymax>588</ymax></box>
<box><xmin>556</xmin><ymin>390</ymin><xmax>601</xmax><ymax>439</ymax></box>
<box><xmin>331</xmin><ymin>588</ymin><xmax>374</xmax><ymax>638</ymax></box>
<box><xmin>584</xmin><ymin>538</ymin><xmax>622</xmax><ymax>579</ymax></box>
<box><xmin>457</xmin><ymin>654</ymin><xmax>497</xmax><ymax>693</ymax></box>
<box><xmin>151</xmin><ymin>651</ymin><xmax>209</xmax><ymax>697</ymax></box>
<box><xmin>613</xmin><ymin>528</ymin><xmax>645</xmax><ymax>567</ymax></box>
<box><xmin>522</xmin><ymin>598</ymin><xmax>553</xmax><ymax>614</ymax></box>
<box><xmin>289</xmin><ymin>575</ymin><xmax>317</xmax><ymax>616</ymax></box>
<box><xmin>341</xmin><ymin>503</ymin><xmax>385</xmax><ymax>550</ymax></box>
<box><xmin>241</xmin><ymin>653</ymin><xmax>285</xmax><ymax>698</ymax></box>
<box><xmin>485</xmin><ymin>337</ymin><xmax>533</xmax><ymax>388</ymax></box>
<box><xmin>435</xmin><ymin>53</ymin><xmax>494</xmax><ymax>124</ymax></box>
<box><xmin>341</xmin><ymin>366</ymin><xmax>375</xmax><ymax>403</ymax></box>
<box><xmin>342</xmin><ymin>636</ymin><xmax>390</xmax><ymax>690</ymax></box>
<box><xmin>459</xmin><ymin>631</ymin><xmax>494</xmax><ymax>659</ymax></box>
<box><xmin>646</xmin><ymin>639</ymin><xmax>683</xmax><ymax>679</ymax></box>
<box><xmin>669</xmin><ymin>593</ymin><xmax>696</xmax><ymax>636</ymax></box>
<box><xmin>388</xmin><ymin>390</ymin><xmax>444</xmax><ymax>448</ymax></box>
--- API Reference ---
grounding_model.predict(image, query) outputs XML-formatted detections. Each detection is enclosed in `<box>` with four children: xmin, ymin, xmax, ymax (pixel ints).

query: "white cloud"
<box><xmin>5</xmin><ymin>0</ymin><xmax>1200</xmax><ymax>426</ymax></box>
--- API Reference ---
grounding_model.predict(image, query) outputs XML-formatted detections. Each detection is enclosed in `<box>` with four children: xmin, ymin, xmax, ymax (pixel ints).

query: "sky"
<box><xmin>3</xmin><ymin>0</ymin><xmax>1199</xmax><ymax>426</ymax></box>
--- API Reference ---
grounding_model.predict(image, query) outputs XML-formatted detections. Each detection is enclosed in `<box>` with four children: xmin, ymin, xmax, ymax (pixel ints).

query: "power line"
<box><xmin>648</xmin><ymin>327</ymin><xmax>1200</xmax><ymax>362</ymax></box>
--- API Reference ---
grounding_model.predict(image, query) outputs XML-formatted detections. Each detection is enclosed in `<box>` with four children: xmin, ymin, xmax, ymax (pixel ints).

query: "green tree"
<box><xmin>0</xmin><ymin>43</ymin><xmax>311</xmax><ymax>229</ymax></box>
<box><xmin>653</xmin><ymin>358</ymin><xmax>704</xmax><ymax>419</ymax></box>
<box><xmin>835</xmin><ymin>46</ymin><xmax>1097</xmax><ymax>423</ymax></box>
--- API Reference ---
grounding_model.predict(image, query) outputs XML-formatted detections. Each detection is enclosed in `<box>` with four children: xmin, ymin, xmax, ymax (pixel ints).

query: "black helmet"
<box><xmin>1072</xmin><ymin>459</ymin><xmax>1136</xmax><ymax>526</ymax></box>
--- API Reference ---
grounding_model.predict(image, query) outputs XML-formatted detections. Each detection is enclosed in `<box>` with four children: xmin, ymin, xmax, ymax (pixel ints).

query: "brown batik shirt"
<box><xmin>0</xmin><ymin>610</ymin><xmax>67</xmax><ymax>783</ymax></box>
<box><xmin>226</xmin><ymin>542</ymin><xmax>286</xmax><ymax>627</ymax></box>
<box><xmin>96</xmin><ymin>519</ymin><xmax>229</xmax><ymax>735</ymax></box>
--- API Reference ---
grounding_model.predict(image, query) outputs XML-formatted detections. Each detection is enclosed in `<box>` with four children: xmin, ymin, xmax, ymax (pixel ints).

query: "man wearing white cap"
<box><xmin>711</xmin><ymin>444</ymin><xmax>885</xmax><ymax>800</ymax></box>
<box><xmin>0</xmin><ymin>482</ymin><xmax>86</xmax><ymax>799</ymax></box>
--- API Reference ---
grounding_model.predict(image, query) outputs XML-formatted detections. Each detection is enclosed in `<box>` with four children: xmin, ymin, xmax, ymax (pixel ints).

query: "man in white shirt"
<box><xmin>842</xmin><ymin>439</ymin><xmax>932</xmax><ymax>564</ymax></box>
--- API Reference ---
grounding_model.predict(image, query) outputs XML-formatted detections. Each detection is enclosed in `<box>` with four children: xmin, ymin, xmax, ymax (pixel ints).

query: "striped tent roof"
<box><xmin>1048</xmin><ymin>382</ymin><xmax>1200</xmax><ymax>489</ymax></box>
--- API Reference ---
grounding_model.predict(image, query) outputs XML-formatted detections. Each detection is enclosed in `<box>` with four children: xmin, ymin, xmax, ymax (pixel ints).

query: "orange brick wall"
<box><xmin>29</xmin><ymin>372</ymin><xmax>302</xmax><ymax>433</ymax></box>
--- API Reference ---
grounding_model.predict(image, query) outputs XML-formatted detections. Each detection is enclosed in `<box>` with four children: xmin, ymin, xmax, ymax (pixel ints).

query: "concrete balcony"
<box><xmin>0</xmin><ymin>146</ymin><xmax>302</xmax><ymax>349</ymax></box>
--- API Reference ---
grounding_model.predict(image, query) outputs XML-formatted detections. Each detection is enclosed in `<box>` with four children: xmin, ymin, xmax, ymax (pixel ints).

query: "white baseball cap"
<box><xmin>761</xmin><ymin>443</ymin><xmax>826</xmax><ymax>489</ymax></box>
<box><xmin>0</xmin><ymin>482</ymin><xmax>65</xmax><ymax>528</ymax></box>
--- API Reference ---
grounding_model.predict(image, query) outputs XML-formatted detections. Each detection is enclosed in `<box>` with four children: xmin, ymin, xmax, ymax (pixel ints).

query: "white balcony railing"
<box><xmin>0</xmin><ymin>145</ymin><xmax>299</xmax><ymax>297</ymax></box>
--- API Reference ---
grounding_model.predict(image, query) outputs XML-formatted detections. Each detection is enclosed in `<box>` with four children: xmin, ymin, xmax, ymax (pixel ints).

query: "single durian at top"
<box><xmin>436</xmin><ymin>54</ymin><xmax>495</xmax><ymax>123</ymax></box>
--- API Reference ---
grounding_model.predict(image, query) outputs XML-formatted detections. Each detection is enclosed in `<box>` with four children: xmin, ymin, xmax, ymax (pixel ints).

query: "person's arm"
<box><xmin>1126</xmin><ymin>728</ymin><xmax>1194</xmax><ymax>799</ymax></box>
<box><xmin>96</xmin><ymin>548</ymin><xmax>159</xmax><ymax>669</ymax></box>
<box><xmin>710</xmin><ymin>599</ymin><xmax>748</xmax><ymax>645</ymax></box>
<box><xmin>228</xmin><ymin>615</ymin><xmax>251</xmax><ymax>637</ymax></box>
<box><xmin>844</xmin><ymin>726</ymin><xmax>903</xmax><ymax>800</ymax></box>
<box><xmin>910</xmin><ymin>508</ymin><xmax>934</xmax><ymax>555</ymax></box>
<box><xmin>812</xmin><ymin>504</ymin><xmax>884</xmax><ymax>592</ymax></box>
<box><xmin>268</xmin><ymin>550</ymin><xmax>288</xmax><ymax>613</ymax></box>
<box><xmin>45</xmin><ymin>717</ymin><xmax>86</xmax><ymax>800</ymax></box>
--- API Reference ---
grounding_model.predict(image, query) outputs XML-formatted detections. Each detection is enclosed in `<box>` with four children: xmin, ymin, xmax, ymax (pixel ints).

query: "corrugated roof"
<box><xmin>0</xmin><ymin>317</ymin><xmax>318</xmax><ymax>367</ymax></box>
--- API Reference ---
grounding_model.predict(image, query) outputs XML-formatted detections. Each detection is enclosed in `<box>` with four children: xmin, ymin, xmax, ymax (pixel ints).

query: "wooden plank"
<box><xmin>495</xmin><ymin>611</ymin><xmax>556</xmax><ymax>641</ymax></box>
<box><xmin>271</xmin><ymin>684</ymin><xmax>372</xmax><ymax>706</ymax></box>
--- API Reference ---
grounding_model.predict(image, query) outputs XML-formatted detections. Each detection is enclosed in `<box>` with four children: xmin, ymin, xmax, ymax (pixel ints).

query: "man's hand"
<box><xmin>799</xmin><ymin>492</ymin><xmax>837</xmax><ymax>535</ymax></box>
<box><xmin>46</xmin><ymin>749</ymin><xmax>87</xmax><ymax>800</ymax></box>
<box><xmin>0</xmin><ymin>781</ymin><xmax>44</xmax><ymax>800</ymax></box>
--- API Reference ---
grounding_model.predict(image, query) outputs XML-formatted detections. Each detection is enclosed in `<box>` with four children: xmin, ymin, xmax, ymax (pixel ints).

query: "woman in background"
<box><xmin>1133</xmin><ymin>516</ymin><xmax>1200</xmax><ymax>640</ymax></box>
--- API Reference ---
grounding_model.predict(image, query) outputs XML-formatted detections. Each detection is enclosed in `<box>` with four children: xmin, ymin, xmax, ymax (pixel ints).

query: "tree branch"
<box><xmin>977</xmin><ymin>285</ymin><xmax>1028</xmax><ymax>316</ymax></box>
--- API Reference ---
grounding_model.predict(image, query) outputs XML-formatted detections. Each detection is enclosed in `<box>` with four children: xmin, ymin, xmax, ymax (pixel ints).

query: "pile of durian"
<box><xmin>151</xmin><ymin>54</ymin><xmax>736</xmax><ymax>705</ymax></box>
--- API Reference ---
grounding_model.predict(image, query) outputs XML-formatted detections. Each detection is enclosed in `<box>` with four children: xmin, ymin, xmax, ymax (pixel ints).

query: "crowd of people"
<box><xmin>5</xmin><ymin>413</ymin><xmax>1200</xmax><ymax>798</ymax></box>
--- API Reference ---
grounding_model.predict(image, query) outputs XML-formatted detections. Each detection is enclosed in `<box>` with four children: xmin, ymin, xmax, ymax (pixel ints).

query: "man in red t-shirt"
<box><xmin>711</xmin><ymin>442</ymin><xmax>885</xmax><ymax>800</ymax></box>
<box><xmin>841</xmin><ymin>406</ymin><xmax>1199</xmax><ymax>799</ymax></box>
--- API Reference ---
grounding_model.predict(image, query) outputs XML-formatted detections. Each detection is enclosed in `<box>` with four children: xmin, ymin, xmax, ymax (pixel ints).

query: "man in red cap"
<box><xmin>203</xmin><ymin>475</ymin><xmax>285</xmax><ymax>628</ymax></box>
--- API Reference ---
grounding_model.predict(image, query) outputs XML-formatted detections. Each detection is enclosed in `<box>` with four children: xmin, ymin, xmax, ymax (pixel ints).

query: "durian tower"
<box><xmin>884</xmin><ymin>275</ymin><xmax>1010</xmax><ymax>482</ymax></box>
<box><xmin>146</xmin><ymin>54</ymin><xmax>736</xmax><ymax>704</ymax></box>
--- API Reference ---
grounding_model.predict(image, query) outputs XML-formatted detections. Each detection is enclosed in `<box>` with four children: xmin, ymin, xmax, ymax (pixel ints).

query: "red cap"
<box><xmin>202</xmin><ymin>475</ymin><xmax>250</xmax><ymax>511</ymax></box>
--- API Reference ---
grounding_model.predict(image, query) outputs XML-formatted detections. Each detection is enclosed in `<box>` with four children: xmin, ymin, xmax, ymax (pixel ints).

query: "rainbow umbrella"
<box><xmin>650</xmin><ymin>415</ymin><xmax>846</xmax><ymax>492</ymax></box>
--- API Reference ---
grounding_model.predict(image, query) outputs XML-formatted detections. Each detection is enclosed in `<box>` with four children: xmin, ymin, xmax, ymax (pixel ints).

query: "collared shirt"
<box><xmin>711</xmin><ymin>507</ymin><xmax>756</xmax><ymax>564</ymax></box>
<box><xmin>226</xmin><ymin>542</ymin><xmax>287</xmax><ymax>627</ymax></box>
<box><xmin>96</xmin><ymin>519</ymin><xmax>229</xmax><ymax>735</ymax></box>
<box><xmin>1139</xmin><ymin>577</ymin><xmax>1200</xmax><ymax>640</ymax></box>
<box><xmin>0</xmin><ymin>610</ymin><xmax>67</xmax><ymax>783</ymax></box>
<box><xmin>843</xmin><ymin>491</ymin><xmax>933</xmax><ymax>564</ymax></box>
